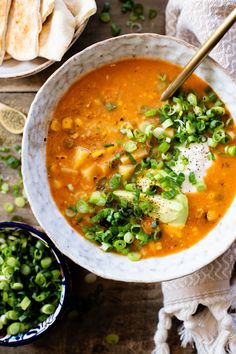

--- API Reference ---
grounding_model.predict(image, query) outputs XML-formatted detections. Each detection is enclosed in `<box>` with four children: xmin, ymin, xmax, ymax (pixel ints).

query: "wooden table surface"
<box><xmin>0</xmin><ymin>1</ymin><xmax>195</xmax><ymax>353</ymax></box>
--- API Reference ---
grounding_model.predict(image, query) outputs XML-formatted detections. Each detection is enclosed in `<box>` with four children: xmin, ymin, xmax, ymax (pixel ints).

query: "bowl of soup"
<box><xmin>22</xmin><ymin>34</ymin><xmax>236</xmax><ymax>282</ymax></box>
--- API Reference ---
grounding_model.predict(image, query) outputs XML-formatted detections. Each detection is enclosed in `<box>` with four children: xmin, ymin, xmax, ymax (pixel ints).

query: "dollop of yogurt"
<box><xmin>172</xmin><ymin>142</ymin><xmax>212</xmax><ymax>193</ymax></box>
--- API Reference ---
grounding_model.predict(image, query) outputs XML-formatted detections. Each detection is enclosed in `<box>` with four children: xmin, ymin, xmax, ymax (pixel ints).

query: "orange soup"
<box><xmin>46</xmin><ymin>59</ymin><xmax>236</xmax><ymax>261</ymax></box>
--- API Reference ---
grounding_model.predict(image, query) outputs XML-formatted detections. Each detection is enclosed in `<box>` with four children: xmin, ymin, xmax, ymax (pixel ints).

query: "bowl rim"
<box><xmin>22</xmin><ymin>33</ymin><xmax>236</xmax><ymax>283</ymax></box>
<box><xmin>0</xmin><ymin>221</ymin><xmax>70</xmax><ymax>347</ymax></box>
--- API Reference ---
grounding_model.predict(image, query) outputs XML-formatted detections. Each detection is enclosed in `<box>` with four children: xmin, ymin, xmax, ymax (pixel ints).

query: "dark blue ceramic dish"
<box><xmin>0</xmin><ymin>222</ymin><xmax>70</xmax><ymax>347</ymax></box>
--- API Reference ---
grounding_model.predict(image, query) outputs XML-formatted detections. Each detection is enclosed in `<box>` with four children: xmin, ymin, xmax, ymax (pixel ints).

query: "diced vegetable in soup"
<box><xmin>46</xmin><ymin>59</ymin><xmax>236</xmax><ymax>260</ymax></box>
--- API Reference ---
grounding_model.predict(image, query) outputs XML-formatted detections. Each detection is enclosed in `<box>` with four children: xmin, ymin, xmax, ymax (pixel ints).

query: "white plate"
<box><xmin>0</xmin><ymin>20</ymin><xmax>88</xmax><ymax>79</ymax></box>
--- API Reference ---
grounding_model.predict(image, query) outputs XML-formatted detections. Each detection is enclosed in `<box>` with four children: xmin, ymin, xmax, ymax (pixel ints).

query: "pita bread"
<box><xmin>6</xmin><ymin>0</ymin><xmax>42</xmax><ymax>61</ymax></box>
<box><xmin>0</xmin><ymin>0</ymin><xmax>12</xmax><ymax>65</ymax></box>
<box><xmin>3</xmin><ymin>53</ymin><xmax>11</xmax><ymax>61</ymax></box>
<box><xmin>63</xmin><ymin>0</ymin><xmax>97</xmax><ymax>28</ymax></box>
<box><xmin>39</xmin><ymin>0</ymin><xmax>75</xmax><ymax>61</ymax></box>
<box><xmin>41</xmin><ymin>0</ymin><xmax>55</xmax><ymax>23</ymax></box>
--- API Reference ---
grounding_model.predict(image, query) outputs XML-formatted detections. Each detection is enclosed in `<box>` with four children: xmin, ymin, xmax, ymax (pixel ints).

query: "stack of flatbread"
<box><xmin>0</xmin><ymin>0</ymin><xmax>97</xmax><ymax>65</ymax></box>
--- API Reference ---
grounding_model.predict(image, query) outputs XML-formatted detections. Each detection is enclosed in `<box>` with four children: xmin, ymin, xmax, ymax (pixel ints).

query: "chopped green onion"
<box><xmin>99</xmin><ymin>12</ymin><xmax>111</xmax><ymax>23</ymax></box>
<box><xmin>225</xmin><ymin>145</ymin><xmax>236</xmax><ymax>157</ymax></box>
<box><xmin>113</xmin><ymin>240</ymin><xmax>126</xmax><ymax>250</ymax></box>
<box><xmin>210</xmin><ymin>106</ymin><xmax>225</xmax><ymax>115</ymax></box>
<box><xmin>5</xmin><ymin>156</ymin><xmax>21</xmax><ymax>169</ymax></box>
<box><xmin>187</xmin><ymin>93</ymin><xmax>197</xmax><ymax>106</ymax></box>
<box><xmin>41</xmin><ymin>304</ymin><xmax>55</xmax><ymax>315</ymax></box>
<box><xmin>0</xmin><ymin>228</ymin><xmax>62</xmax><ymax>336</ymax></box>
<box><xmin>196</xmin><ymin>181</ymin><xmax>207</xmax><ymax>192</ymax></box>
<box><xmin>133</xmin><ymin>3</ymin><xmax>144</xmax><ymax>16</ymax></box>
<box><xmin>128</xmin><ymin>252</ymin><xmax>141</xmax><ymax>261</ymax></box>
<box><xmin>189</xmin><ymin>172</ymin><xmax>197</xmax><ymax>185</ymax></box>
<box><xmin>20</xmin><ymin>296</ymin><xmax>31</xmax><ymax>310</ymax></box>
<box><xmin>149</xmin><ymin>9</ymin><xmax>157</xmax><ymax>19</ymax></box>
<box><xmin>111</xmin><ymin>23</ymin><xmax>121</xmax><ymax>36</ymax></box>
<box><xmin>35</xmin><ymin>273</ymin><xmax>46</xmax><ymax>287</ymax></box>
<box><xmin>124</xmin><ymin>141</ymin><xmax>137</xmax><ymax>152</ymax></box>
<box><xmin>65</xmin><ymin>208</ymin><xmax>76</xmax><ymax>218</ymax></box>
<box><xmin>20</xmin><ymin>264</ymin><xmax>31</xmax><ymax>276</ymax></box>
<box><xmin>153</xmin><ymin>127</ymin><xmax>164</xmax><ymax>139</ymax></box>
<box><xmin>208</xmin><ymin>152</ymin><xmax>216</xmax><ymax>161</ymax></box>
<box><xmin>127</xmin><ymin>21</ymin><xmax>143</xmax><ymax>33</ymax></box>
<box><xmin>124</xmin><ymin>183</ymin><xmax>136</xmax><ymax>191</ymax></box>
<box><xmin>4</xmin><ymin>202</ymin><xmax>14</xmax><ymax>213</ymax></box>
<box><xmin>103</xmin><ymin>143</ymin><xmax>115</xmax><ymax>148</ymax></box>
<box><xmin>105</xmin><ymin>333</ymin><xmax>120</xmax><ymax>345</ymax></box>
<box><xmin>109</xmin><ymin>152</ymin><xmax>121</xmax><ymax>169</ymax></box>
<box><xmin>14</xmin><ymin>145</ymin><xmax>21</xmax><ymax>153</ymax></box>
<box><xmin>41</xmin><ymin>257</ymin><xmax>52</xmax><ymax>269</ymax></box>
<box><xmin>158</xmin><ymin>141</ymin><xmax>170</xmax><ymax>153</ymax></box>
<box><xmin>85</xmin><ymin>232</ymin><xmax>95</xmax><ymax>240</ymax></box>
<box><xmin>162</xmin><ymin>189</ymin><xmax>177</xmax><ymax>200</ymax></box>
<box><xmin>11</xmin><ymin>282</ymin><xmax>23</xmax><ymax>290</ymax></box>
<box><xmin>102</xmin><ymin>1</ymin><xmax>110</xmax><ymax>12</ymax></box>
<box><xmin>76</xmin><ymin>199</ymin><xmax>92</xmax><ymax>213</ymax></box>
<box><xmin>84</xmin><ymin>272</ymin><xmax>97</xmax><ymax>284</ymax></box>
<box><xmin>109</xmin><ymin>173</ymin><xmax>121</xmax><ymax>189</ymax></box>
<box><xmin>121</xmin><ymin>0</ymin><xmax>134</xmax><ymax>12</ymax></box>
<box><xmin>14</xmin><ymin>197</ymin><xmax>26</xmax><ymax>208</ymax></box>
<box><xmin>7</xmin><ymin>322</ymin><xmax>23</xmax><ymax>336</ymax></box>
<box><xmin>89</xmin><ymin>191</ymin><xmax>107</xmax><ymax>206</ymax></box>
<box><xmin>125</xmin><ymin>151</ymin><xmax>137</xmax><ymax>165</ymax></box>
<box><xmin>1</xmin><ymin>182</ymin><xmax>9</xmax><ymax>193</ymax></box>
<box><xmin>12</xmin><ymin>184</ymin><xmax>20</xmax><ymax>197</ymax></box>
<box><xmin>162</xmin><ymin>118</ymin><xmax>173</xmax><ymax>129</ymax></box>
<box><xmin>124</xmin><ymin>232</ymin><xmax>134</xmax><ymax>244</ymax></box>
<box><xmin>144</xmin><ymin>108</ymin><xmax>159</xmax><ymax>117</ymax></box>
<box><xmin>105</xmin><ymin>102</ymin><xmax>117</xmax><ymax>111</ymax></box>
<box><xmin>6</xmin><ymin>310</ymin><xmax>19</xmax><ymax>320</ymax></box>
<box><xmin>207</xmin><ymin>137</ymin><xmax>218</xmax><ymax>148</ymax></box>
<box><xmin>186</xmin><ymin>121</ymin><xmax>195</xmax><ymax>134</ymax></box>
<box><xmin>100</xmin><ymin>242</ymin><xmax>112</xmax><ymax>251</ymax></box>
<box><xmin>0</xmin><ymin>146</ymin><xmax>10</xmax><ymax>152</ymax></box>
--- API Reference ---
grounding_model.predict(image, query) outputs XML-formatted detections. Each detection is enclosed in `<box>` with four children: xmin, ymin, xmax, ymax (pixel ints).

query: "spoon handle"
<box><xmin>161</xmin><ymin>7</ymin><xmax>236</xmax><ymax>101</ymax></box>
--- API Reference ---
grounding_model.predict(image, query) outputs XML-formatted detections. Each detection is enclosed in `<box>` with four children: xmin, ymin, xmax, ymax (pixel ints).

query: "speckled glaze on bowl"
<box><xmin>0</xmin><ymin>222</ymin><xmax>70</xmax><ymax>346</ymax></box>
<box><xmin>22</xmin><ymin>34</ymin><xmax>236</xmax><ymax>283</ymax></box>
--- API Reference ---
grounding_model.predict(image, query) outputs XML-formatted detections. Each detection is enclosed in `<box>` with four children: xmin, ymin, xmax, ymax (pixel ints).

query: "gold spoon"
<box><xmin>161</xmin><ymin>7</ymin><xmax>236</xmax><ymax>101</ymax></box>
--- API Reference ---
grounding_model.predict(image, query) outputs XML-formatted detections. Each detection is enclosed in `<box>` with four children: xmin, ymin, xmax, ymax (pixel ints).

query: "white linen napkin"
<box><xmin>152</xmin><ymin>1</ymin><xmax>236</xmax><ymax>353</ymax></box>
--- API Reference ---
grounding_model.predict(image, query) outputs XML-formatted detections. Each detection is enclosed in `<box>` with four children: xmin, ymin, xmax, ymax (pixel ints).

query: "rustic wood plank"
<box><xmin>0</xmin><ymin>1</ymin><xmax>194</xmax><ymax>353</ymax></box>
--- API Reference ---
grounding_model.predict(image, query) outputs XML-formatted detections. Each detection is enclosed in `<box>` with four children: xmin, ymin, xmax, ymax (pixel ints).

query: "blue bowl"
<box><xmin>0</xmin><ymin>222</ymin><xmax>70</xmax><ymax>346</ymax></box>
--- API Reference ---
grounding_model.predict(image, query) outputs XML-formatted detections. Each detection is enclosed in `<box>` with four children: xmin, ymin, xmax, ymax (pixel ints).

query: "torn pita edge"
<box><xmin>63</xmin><ymin>0</ymin><xmax>97</xmax><ymax>28</ymax></box>
<box><xmin>39</xmin><ymin>0</ymin><xmax>76</xmax><ymax>61</ymax></box>
<box><xmin>41</xmin><ymin>0</ymin><xmax>55</xmax><ymax>23</ymax></box>
<box><xmin>75</xmin><ymin>0</ymin><xmax>97</xmax><ymax>28</ymax></box>
<box><xmin>0</xmin><ymin>0</ymin><xmax>12</xmax><ymax>65</ymax></box>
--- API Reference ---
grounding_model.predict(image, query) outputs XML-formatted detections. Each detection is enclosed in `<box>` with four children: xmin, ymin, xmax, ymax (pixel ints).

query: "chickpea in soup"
<box><xmin>46</xmin><ymin>59</ymin><xmax>236</xmax><ymax>261</ymax></box>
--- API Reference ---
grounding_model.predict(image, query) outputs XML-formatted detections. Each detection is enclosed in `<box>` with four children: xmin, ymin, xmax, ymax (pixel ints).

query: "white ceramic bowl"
<box><xmin>0</xmin><ymin>21</ymin><xmax>88</xmax><ymax>79</ymax></box>
<box><xmin>22</xmin><ymin>34</ymin><xmax>236</xmax><ymax>282</ymax></box>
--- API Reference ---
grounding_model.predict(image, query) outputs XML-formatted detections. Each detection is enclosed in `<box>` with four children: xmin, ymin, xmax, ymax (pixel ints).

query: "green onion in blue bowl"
<box><xmin>0</xmin><ymin>222</ymin><xmax>70</xmax><ymax>347</ymax></box>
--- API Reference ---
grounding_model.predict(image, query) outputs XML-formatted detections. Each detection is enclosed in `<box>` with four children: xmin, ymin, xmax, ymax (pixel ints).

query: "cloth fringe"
<box><xmin>152</xmin><ymin>286</ymin><xmax>236</xmax><ymax>353</ymax></box>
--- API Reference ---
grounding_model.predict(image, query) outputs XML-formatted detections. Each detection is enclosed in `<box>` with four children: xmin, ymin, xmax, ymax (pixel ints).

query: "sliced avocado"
<box><xmin>113</xmin><ymin>190</ymin><xmax>188</xmax><ymax>227</ymax></box>
<box><xmin>113</xmin><ymin>190</ymin><xmax>134</xmax><ymax>202</ymax></box>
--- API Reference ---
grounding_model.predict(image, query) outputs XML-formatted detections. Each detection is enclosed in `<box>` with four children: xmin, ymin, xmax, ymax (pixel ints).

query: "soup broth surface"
<box><xmin>46</xmin><ymin>59</ymin><xmax>236</xmax><ymax>259</ymax></box>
